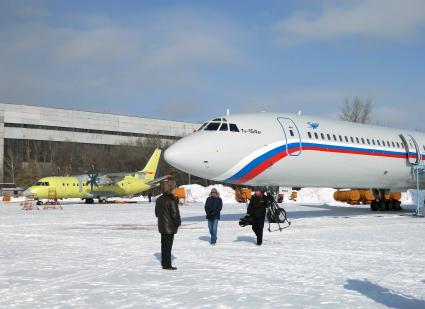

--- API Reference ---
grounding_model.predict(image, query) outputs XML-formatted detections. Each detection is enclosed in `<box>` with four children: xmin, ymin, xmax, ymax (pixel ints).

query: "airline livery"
<box><xmin>165</xmin><ymin>113</ymin><xmax>425</xmax><ymax>209</ymax></box>
<box><xmin>24</xmin><ymin>149</ymin><xmax>165</xmax><ymax>203</ymax></box>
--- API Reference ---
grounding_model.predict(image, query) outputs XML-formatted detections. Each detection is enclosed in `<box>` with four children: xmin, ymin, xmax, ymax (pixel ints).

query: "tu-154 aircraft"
<box><xmin>164</xmin><ymin>113</ymin><xmax>425</xmax><ymax>211</ymax></box>
<box><xmin>24</xmin><ymin>149</ymin><xmax>167</xmax><ymax>203</ymax></box>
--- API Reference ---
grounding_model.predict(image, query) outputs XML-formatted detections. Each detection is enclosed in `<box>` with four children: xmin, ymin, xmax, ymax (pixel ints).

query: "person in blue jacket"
<box><xmin>204</xmin><ymin>188</ymin><xmax>223</xmax><ymax>245</ymax></box>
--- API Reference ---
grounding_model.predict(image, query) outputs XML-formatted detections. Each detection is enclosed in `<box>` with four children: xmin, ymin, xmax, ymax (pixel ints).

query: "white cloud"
<box><xmin>274</xmin><ymin>0</ymin><xmax>425</xmax><ymax>46</ymax></box>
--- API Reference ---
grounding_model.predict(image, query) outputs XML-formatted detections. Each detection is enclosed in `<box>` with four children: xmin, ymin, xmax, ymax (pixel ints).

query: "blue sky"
<box><xmin>1</xmin><ymin>0</ymin><xmax>425</xmax><ymax>130</ymax></box>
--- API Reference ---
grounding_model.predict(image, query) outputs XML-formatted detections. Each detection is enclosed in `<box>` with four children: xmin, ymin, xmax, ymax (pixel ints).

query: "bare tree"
<box><xmin>339</xmin><ymin>96</ymin><xmax>372</xmax><ymax>123</ymax></box>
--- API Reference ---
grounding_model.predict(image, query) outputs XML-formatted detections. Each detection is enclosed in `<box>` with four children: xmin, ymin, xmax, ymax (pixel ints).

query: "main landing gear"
<box><xmin>370</xmin><ymin>189</ymin><xmax>402</xmax><ymax>212</ymax></box>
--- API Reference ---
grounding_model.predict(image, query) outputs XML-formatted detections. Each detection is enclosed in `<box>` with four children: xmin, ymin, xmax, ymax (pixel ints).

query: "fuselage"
<box><xmin>164</xmin><ymin>113</ymin><xmax>425</xmax><ymax>191</ymax></box>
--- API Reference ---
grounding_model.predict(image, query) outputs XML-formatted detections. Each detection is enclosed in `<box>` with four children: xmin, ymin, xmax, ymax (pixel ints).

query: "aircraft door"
<box><xmin>400</xmin><ymin>134</ymin><xmax>421</xmax><ymax>164</ymax></box>
<box><xmin>277</xmin><ymin>117</ymin><xmax>302</xmax><ymax>156</ymax></box>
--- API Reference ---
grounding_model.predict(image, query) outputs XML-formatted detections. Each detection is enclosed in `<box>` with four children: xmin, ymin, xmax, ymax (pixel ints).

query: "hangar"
<box><xmin>0</xmin><ymin>102</ymin><xmax>198</xmax><ymax>183</ymax></box>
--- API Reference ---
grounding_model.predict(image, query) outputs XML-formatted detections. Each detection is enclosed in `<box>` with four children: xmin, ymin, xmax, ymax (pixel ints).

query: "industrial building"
<box><xmin>0</xmin><ymin>102</ymin><xmax>199</xmax><ymax>183</ymax></box>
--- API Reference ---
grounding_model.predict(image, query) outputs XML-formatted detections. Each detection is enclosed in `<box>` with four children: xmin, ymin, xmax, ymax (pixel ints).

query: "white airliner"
<box><xmin>164</xmin><ymin>113</ymin><xmax>425</xmax><ymax>209</ymax></box>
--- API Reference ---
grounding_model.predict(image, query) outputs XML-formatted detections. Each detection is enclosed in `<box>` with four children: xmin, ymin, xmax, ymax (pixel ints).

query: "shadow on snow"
<box><xmin>344</xmin><ymin>279</ymin><xmax>425</xmax><ymax>309</ymax></box>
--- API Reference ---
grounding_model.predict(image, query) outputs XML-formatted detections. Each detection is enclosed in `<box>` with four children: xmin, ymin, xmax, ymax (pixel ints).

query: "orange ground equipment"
<box><xmin>235</xmin><ymin>188</ymin><xmax>252</xmax><ymax>203</ymax></box>
<box><xmin>172</xmin><ymin>187</ymin><xmax>186</xmax><ymax>205</ymax></box>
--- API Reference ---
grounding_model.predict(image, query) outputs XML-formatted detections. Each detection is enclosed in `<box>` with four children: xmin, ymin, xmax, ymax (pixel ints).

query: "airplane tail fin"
<box><xmin>138</xmin><ymin>149</ymin><xmax>162</xmax><ymax>181</ymax></box>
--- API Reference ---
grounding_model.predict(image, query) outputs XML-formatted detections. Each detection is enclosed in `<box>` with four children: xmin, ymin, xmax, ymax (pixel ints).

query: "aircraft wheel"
<box><xmin>36</xmin><ymin>200</ymin><xmax>43</xmax><ymax>206</ymax></box>
<box><xmin>85</xmin><ymin>198</ymin><xmax>94</xmax><ymax>204</ymax></box>
<box><xmin>385</xmin><ymin>200</ymin><xmax>393</xmax><ymax>211</ymax></box>
<box><xmin>394</xmin><ymin>201</ymin><xmax>402</xmax><ymax>211</ymax></box>
<box><xmin>370</xmin><ymin>201</ymin><xmax>378</xmax><ymax>211</ymax></box>
<box><xmin>378</xmin><ymin>201</ymin><xmax>386</xmax><ymax>211</ymax></box>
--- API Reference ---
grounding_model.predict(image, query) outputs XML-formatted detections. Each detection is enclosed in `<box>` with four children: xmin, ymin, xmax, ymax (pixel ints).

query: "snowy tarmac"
<box><xmin>1</xmin><ymin>201</ymin><xmax>425</xmax><ymax>308</ymax></box>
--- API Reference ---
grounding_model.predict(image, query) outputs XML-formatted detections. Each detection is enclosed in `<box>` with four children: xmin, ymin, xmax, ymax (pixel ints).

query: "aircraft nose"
<box><xmin>164</xmin><ymin>141</ymin><xmax>192</xmax><ymax>172</ymax></box>
<box><xmin>23</xmin><ymin>188</ymin><xmax>33</xmax><ymax>197</ymax></box>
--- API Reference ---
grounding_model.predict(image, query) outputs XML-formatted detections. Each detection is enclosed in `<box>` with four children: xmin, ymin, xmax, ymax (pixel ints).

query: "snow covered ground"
<box><xmin>1</xmin><ymin>198</ymin><xmax>425</xmax><ymax>309</ymax></box>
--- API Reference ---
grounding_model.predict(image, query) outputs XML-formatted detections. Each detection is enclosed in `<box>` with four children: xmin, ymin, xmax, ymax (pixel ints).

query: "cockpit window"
<box><xmin>205</xmin><ymin>122</ymin><xmax>221</xmax><ymax>131</ymax></box>
<box><xmin>198</xmin><ymin>123</ymin><xmax>207</xmax><ymax>131</ymax></box>
<box><xmin>222</xmin><ymin>118</ymin><xmax>227</xmax><ymax>122</ymax></box>
<box><xmin>219</xmin><ymin>123</ymin><xmax>228</xmax><ymax>131</ymax></box>
<box><xmin>212</xmin><ymin>118</ymin><xmax>221</xmax><ymax>121</ymax></box>
<box><xmin>229</xmin><ymin>124</ymin><xmax>239</xmax><ymax>132</ymax></box>
<box><xmin>35</xmin><ymin>181</ymin><xmax>49</xmax><ymax>186</ymax></box>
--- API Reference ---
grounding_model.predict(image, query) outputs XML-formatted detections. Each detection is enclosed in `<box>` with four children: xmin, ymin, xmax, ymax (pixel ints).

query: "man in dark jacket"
<box><xmin>204</xmin><ymin>188</ymin><xmax>223</xmax><ymax>245</ymax></box>
<box><xmin>155</xmin><ymin>179</ymin><xmax>181</xmax><ymax>270</ymax></box>
<box><xmin>247</xmin><ymin>189</ymin><xmax>268</xmax><ymax>245</ymax></box>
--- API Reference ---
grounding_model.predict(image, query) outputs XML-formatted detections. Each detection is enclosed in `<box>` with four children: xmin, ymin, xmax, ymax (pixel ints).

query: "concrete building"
<box><xmin>0</xmin><ymin>102</ymin><xmax>199</xmax><ymax>182</ymax></box>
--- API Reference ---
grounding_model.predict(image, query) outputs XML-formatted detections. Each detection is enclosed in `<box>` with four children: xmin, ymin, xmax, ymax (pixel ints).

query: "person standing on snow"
<box><xmin>204</xmin><ymin>188</ymin><xmax>223</xmax><ymax>245</ymax></box>
<box><xmin>247</xmin><ymin>189</ymin><xmax>268</xmax><ymax>245</ymax></box>
<box><xmin>155</xmin><ymin>179</ymin><xmax>181</xmax><ymax>270</ymax></box>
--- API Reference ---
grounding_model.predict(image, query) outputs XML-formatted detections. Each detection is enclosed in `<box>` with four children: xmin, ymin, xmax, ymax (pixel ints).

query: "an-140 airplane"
<box><xmin>24</xmin><ymin>149</ymin><xmax>167</xmax><ymax>203</ymax></box>
<box><xmin>164</xmin><ymin>113</ymin><xmax>425</xmax><ymax>211</ymax></box>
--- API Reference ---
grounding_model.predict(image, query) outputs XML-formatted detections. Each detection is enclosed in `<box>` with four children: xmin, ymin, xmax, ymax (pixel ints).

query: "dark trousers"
<box><xmin>252</xmin><ymin>217</ymin><xmax>265</xmax><ymax>245</ymax></box>
<box><xmin>161</xmin><ymin>234</ymin><xmax>174</xmax><ymax>268</ymax></box>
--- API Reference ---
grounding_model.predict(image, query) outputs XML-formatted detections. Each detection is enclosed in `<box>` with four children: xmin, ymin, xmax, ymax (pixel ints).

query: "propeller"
<box><xmin>85</xmin><ymin>165</ymin><xmax>99</xmax><ymax>193</ymax></box>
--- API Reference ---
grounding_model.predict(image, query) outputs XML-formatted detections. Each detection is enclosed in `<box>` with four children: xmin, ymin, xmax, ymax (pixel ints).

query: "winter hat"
<box><xmin>210</xmin><ymin>188</ymin><xmax>219</xmax><ymax>196</ymax></box>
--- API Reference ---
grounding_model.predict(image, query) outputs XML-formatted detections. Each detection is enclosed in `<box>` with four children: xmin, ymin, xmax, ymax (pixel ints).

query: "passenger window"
<box><xmin>350</xmin><ymin>137</ymin><xmax>354</xmax><ymax>143</ymax></box>
<box><xmin>289</xmin><ymin>130</ymin><xmax>294</xmax><ymax>137</ymax></box>
<box><xmin>314</xmin><ymin>132</ymin><xmax>319</xmax><ymax>139</ymax></box>
<box><xmin>377</xmin><ymin>140</ymin><xmax>381</xmax><ymax>146</ymax></box>
<box><xmin>356</xmin><ymin>137</ymin><xmax>359</xmax><ymax>143</ymax></box>
<box><xmin>205</xmin><ymin>122</ymin><xmax>221</xmax><ymax>131</ymax></box>
<box><xmin>339</xmin><ymin>135</ymin><xmax>343</xmax><ymax>142</ymax></box>
<box><xmin>45</xmin><ymin>182</ymin><xmax>49</xmax><ymax>186</ymax></box>
<box><xmin>333</xmin><ymin>134</ymin><xmax>337</xmax><ymax>141</ymax></box>
<box><xmin>62</xmin><ymin>183</ymin><xmax>65</xmax><ymax>186</ymax></box>
<box><xmin>321</xmin><ymin>133</ymin><xmax>325</xmax><ymax>139</ymax></box>
<box><xmin>307</xmin><ymin>132</ymin><xmax>312</xmax><ymax>138</ymax></box>
<box><xmin>366</xmin><ymin>138</ymin><xmax>370</xmax><ymax>145</ymax></box>
<box><xmin>396</xmin><ymin>142</ymin><xmax>400</xmax><ymax>148</ymax></box>
<box><xmin>361</xmin><ymin>138</ymin><xmax>365</xmax><ymax>144</ymax></box>
<box><xmin>219</xmin><ymin>123</ymin><xmax>228</xmax><ymax>131</ymax></box>
<box><xmin>345</xmin><ymin>136</ymin><xmax>348</xmax><ymax>142</ymax></box>
<box><xmin>387</xmin><ymin>141</ymin><xmax>391</xmax><ymax>147</ymax></box>
<box><xmin>327</xmin><ymin>134</ymin><xmax>331</xmax><ymax>140</ymax></box>
<box><xmin>391</xmin><ymin>141</ymin><xmax>395</xmax><ymax>148</ymax></box>
<box><xmin>229</xmin><ymin>124</ymin><xmax>239</xmax><ymax>132</ymax></box>
<box><xmin>372</xmin><ymin>139</ymin><xmax>375</xmax><ymax>145</ymax></box>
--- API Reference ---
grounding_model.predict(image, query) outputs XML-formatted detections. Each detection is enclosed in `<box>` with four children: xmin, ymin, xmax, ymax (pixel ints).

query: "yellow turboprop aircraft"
<box><xmin>24</xmin><ymin>149</ymin><xmax>166</xmax><ymax>203</ymax></box>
